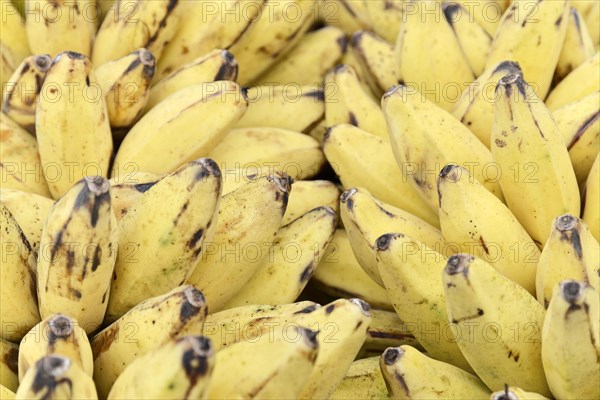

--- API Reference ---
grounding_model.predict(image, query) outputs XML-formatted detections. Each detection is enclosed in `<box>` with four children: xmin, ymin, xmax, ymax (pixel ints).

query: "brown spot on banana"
<box><xmin>92</xmin><ymin>324</ymin><xmax>120</xmax><ymax>359</ymax></box>
<box><xmin>556</xmin><ymin>214</ymin><xmax>584</xmax><ymax>259</ymax></box>
<box><xmin>30</xmin><ymin>356</ymin><xmax>73</xmax><ymax>396</ymax></box>
<box><xmin>182</xmin><ymin>336</ymin><xmax>212</xmax><ymax>398</ymax></box>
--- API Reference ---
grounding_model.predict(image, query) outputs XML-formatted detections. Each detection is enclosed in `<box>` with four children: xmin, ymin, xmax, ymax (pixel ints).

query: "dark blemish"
<box><xmin>555</xmin><ymin>14</ymin><xmax>563</xmax><ymax>27</ymax></box>
<box><xmin>21</xmin><ymin>62</ymin><xmax>31</xmax><ymax>74</ymax></box>
<box><xmin>354</xmin><ymin>320</ymin><xmax>363</xmax><ymax>331</ymax></box>
<box><xmin>394</xmin><ymin>371</ymin><xmax>410</xmax><ymax>395</ymax></box>
<box><xmin>337</xmin><ymin>35</ymin><xmax>348</xmax><ymax>52</ymax></box>
<box><xmin>325</xmin><ymin>304</ymin><xmax>335</xmax><ymax>314</ymax></box>
<box><xmin>568</xmin><ymin>111</ymin><xmax>599</xmax><ymax>150</ymax></box>
<box><xmin>31</xmin><ymin>357</ymin><xmax>73</xmax><ymax>396</ymax></box>
<box><xmin>187</xmin><ymin>228</ymin><xmax>204</xmax><ymax>250</ymax></box>
<box><xmin>70</xmin><ymin>288</ymin><xmax>82</xmax><ymax>299</ymax></box>
<box><xmin>179</xmin><ymin>289</ymin><xmax>205</xmax><ymax>324</ymax></box>
<box><xmin>375</xmin><ymin>233</ymin><xmax>396</xmax><ymax>252</ymax></box>
<box><xmin>348</xmin><ymin>112</ymin><xmax>358</xmax><ymax>126</ymax></box>
<box><xmin>214</xmin><ymin>52</ymin><xmax>238</xmax><ymax>81</ymax></box>
<box><xmin>64</xmin><ymin>51</ymin><xmax>85</xmax><ymax>60</ymax></box>
<box><xmin>299</xmin><ymin>262</ymin><xmax>314</xmax><ymax>283</ymax></box>
<box><xmin>479</xmin><ymin>236</ymin><xmax>489</xmax><ymax>255</ymax></box>
<box><xmin>101</xmin><ymin>289</ymin><xmax>108</xmax><ymax>304</ymax></box>
<box><xmin>92</xmin><ymin>324</ymin><xmax>119</xmax><ymax>359</ymax></box>
<box><xmin>133</xmin><ymin>181</ymin><xmax>158</xmax><ymax>193</ymax></box>
<box><xmin>368</xmin><ymin>331</ymin><xmax>414</xmax><ymax>340</ymax></box>
<box><xmin>495</xmin><ymin>139</ymin><xmax>506</xmax><ymax>147</ymax></box>
<box><xmin>85</xmin><ymin>76</ymin><xmax>90</xmax><ymax>87</ymax></box>
<box><xmin>303</xmin><ymin>89</ymin><xmax>325</xmax><ymax>101</ymax></box>
<box><xmin>4</xmin><ymin>347</ymin><xmax>18</xmax><ymax>375</ymax></box>
<box><xmin>91</xmin><ymin>245</ymin><xmax>101</xmax><ymax>272</ymax></box>
<box><xmin>181</xmin><ymin>338</ymin><xmax>211</xmax><ymax>398</ymax></box>
<box><xmin>182</xmin><ymin>46</ymin><xmax>189</xmax><ymax>54</ymax></box>
<box><xmin>65</xmin><ymin>250</ymin><xmax>76</xmax><ymax>272</ymax></box>
<box><xmin>452</xmin><ymin>308</ymin><xmax>484</xmax><ymax>324</ymax></box>
<box><xmin>142</xmin><ymin>0</ymin><xmax>179</xmax><ymax>49</ymax></box>
<box><xmin>293</xmin><ymin>304</ymin><xmax>319</xmax><ymax>314</ymax></box>
<box><xmin>323</xmin><ymin>127</ymin><xmax>333</xmax><ymax>142</ymax></box>
<box><xmin>508</xmin><ymin>350</ymin><xmax>520</xmax><ymax>362</ymax></box>
<box><xmin>442</xmin><ymin>2</ymin><xmax>461</xmax><ymax>26</ymax></box>
<box><xmin>123</xmin><ymin>58</ymin><xmax>142</xmax><ymax>75</ymax></box>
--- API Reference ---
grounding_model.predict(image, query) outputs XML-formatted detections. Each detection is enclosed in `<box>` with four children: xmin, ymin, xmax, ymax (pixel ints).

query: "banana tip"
<box><xmin>446</xmin><ymin>254</ymin><xmax>472</xmax><ymax>275</ymax></box>
<box><xmin>382</xmin><ymin>347</ymin><xmax>404</xmax><ymax>365</ymax></box>
<box><xmin>48</xmin><ymin>314</ymin><xmax>74</xmax><ymax>338</ymax></box>
<box><xmin>560</xmin><ymin>280</ymin><xmax>585</xmax><ymax>304</ymax></box>
<box><xmin>555</xmin><ymin>214</ymin><xmax>578</xmax><ymax>232</ymax></box>
<box><xmin>84</xmin><ymin>176</ymin><xmax>110</xmax><ymax>195</ymax></box>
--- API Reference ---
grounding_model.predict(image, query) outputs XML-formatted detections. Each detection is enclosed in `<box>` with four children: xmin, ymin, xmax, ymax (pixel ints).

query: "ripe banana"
<box><xmin>380</xmin><ymin>345</ymin><xmax>491</xmax><ymax>399</ymax></box>
<box><xmin>442</xmin><ymin>254</ymin><xmax>550</xmax><ymax>395</ymax></box>
<box><xmin>92</xmin><ymin>285</ymin><xmax>208</xmax><ymax>398</ymax></box>
<box><xmin>108</xmin><ymin>172</ymin><xmax>162</xmax><ymax>220</ymax></box>
<box><xmin>0</xmin><ymin>203</ymin><xmax>39</xmax><ymax>342</ymax></box>
<box><xmin>2</xmin><ymin>54</ymin><xmax>51</xmax><ymax>134</ymax></box>
<box><xmin>361</xmin><ymin>309</ymin><xmax>421</xmax><ymax>357</ymax></box>
<box><xmin>281</xmin><ymin>180</ymin><xmax>339</xmax><ymax>225</ymax></box>
<box><xmin>541</xmin><ymin>280</ymin><xmax>600</xmax><ymax>399</ymax></box>
<box><xmin>351</xmin><ymin>30</ymin><xmax>398</xmax><ymax>97</ymax></box>
<box><xmin>0</xmin><ymin>339</ymin><xmax>18</xmax><ymax>392</ymax></box>
<box><xmin>323</xmin><ymin>124</ymin><xmax>439</xmax><ymax>226</ymax></box>
<box><xmin>491</xmin><ymin>73</ymin><xmax>580</xmax><ymax>246</ymax></box>
<box><xmin>329</xmin><ymin>356</ymin><xmax>387</xmax><ymax>400</ymax></box>
<box><xmin>583</xmin><ymin>154</ymin><xmax>600</xmax><ymax>241</ymax></box>
<box><xmin>107</xmin><ymin>336</ymin><xmax>214</xmax><ymax>399</ymax></box>
<box><xmin>18</xmin><ymin>314</ymin><xmax>93</xmax><ymax>380</ymax></box>
<box><xmin>106</xmin><ymin>159</ymin><xmax>221</xmax><ymax>323</ymax></box>
<box><xmin>555</xmin><ymin>7</ymin><xmax>596</xmax><ymax>82</ymax></box>
<box><xmin>545</xmin><ymin>51</ymin><xmax>599</xmax><ymax>110</ymax></box>
<box><xmin>112</xmin><ymin>80</ymin><xmax>248</xmax><ymax>177</ymax></box>
<box><xmin>490</xmin><ymin>386</ymin><xmax>550</xmax><ymax>400</ymax></box>
<box><xmin>0</xmin><ymin>0</ymin><xmax>30</xmax><ymax>64</ymax></box>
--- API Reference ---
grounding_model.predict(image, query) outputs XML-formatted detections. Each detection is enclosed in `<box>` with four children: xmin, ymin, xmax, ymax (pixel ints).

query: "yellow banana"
<box><xmin>0</xmin><ymin>0</ymin><xmax>30</xmax><ymax>64</ymax></box>
<box><xmin>281</xmin><ymin>180</ymin><xmax>339</xmax><ymax>225</ymax></box>
<box><xmin>490</xmin><ymin>386</ymin><xmax>550</xmax><ymax>400</ymax></box>
<box><xmin>448</xmin><ymin>0</ymin><xmax>510</xmax><ymax>37</ymax></box>
<box><xmin>545</xmin><ymin>51</ymin><xmax>599</xmax><ymax>110</ymax></box>
<box><xmin>555</xmin><ymin>7</ymin><xmax>596</xmax><ymax>82</ymax></box>
<box><xmin>329</xmin><ymin>356</ymin><xmax>387</xmax><ymax>400</ymax></box>
<box><xmin>351</xmin><ymin>30</ymin><xmax>398</xmax><ymax>97</ymax></box>
<box><xmin>0</xmin><ymin>339</ymin><xmax>18</xmax><ymax>392</ymax></box>
<box><xmin>583</xmin><ymin>154</ymin><xmax>600</xmax><ymax>241</ymax></box>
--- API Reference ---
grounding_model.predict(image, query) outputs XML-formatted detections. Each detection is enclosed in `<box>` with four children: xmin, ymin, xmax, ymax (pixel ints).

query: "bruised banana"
<box><xmin>555</xmin><ymin>7</ymin><xmax>596</xmax><ymax>82</ymax></box>
<box><xmin>0</xmin><ymin>339</ymin><xmax>18</xmax><ymax>392</ymax></box>
<box><xmin>329</xmin><ymin>356</ymin><xmax>388</xmax><ymax>400</ymax></box>
<box><xmin>0</xmin><ymin>189</ymin><xmax>52</xmax><ymax>252</ymax></box>
<box><xmin>545</xmin><ymin>52</ymin><xmax>600</xmax><ymax>111</ymax></box>
<box><xmin>351</xmin><ymin>30</ymin><xmax>398</xmax><ymax>97</ymax></box>
<box><xmin>583</xmin><ymin>154</ymin><xmax>600</xmax><ymax>241</ymax></box>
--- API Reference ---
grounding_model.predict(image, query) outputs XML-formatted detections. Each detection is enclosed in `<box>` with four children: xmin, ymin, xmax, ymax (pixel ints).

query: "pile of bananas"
<box><xmin>1</xmin><ymin>0</ymin><xmax>599</xmax><ymax>398</ymax></box>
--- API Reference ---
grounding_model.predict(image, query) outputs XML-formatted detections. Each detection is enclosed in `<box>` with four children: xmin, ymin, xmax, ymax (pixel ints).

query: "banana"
<box><xmin>108</xmin><ymin>172</ymin><xmax>163</xmax><ymax>220</ymax></box>
<box><xmin>228</xmin><ymin>0</ymin><xmax>316</xmax><ymax>85</ymax></box>
<box><xmin>375</xmin><ymin>233</ymin><xmax>472</xmax><ymax>372</ymax></box>
<box><xmin>186</xmin><ymin>174</ymin><xmax>290</xmax><ymax>312</ymax></box>
<box><xmin>555</xmin><ymin>7</ymin><xmax>596</xmax><ymax>82</ymax></box>
<box><xmin>92</xmin><ymin>285</ymin><xmax>208</xmax><ymax>398</ymax></box>
<box><xmin>112</xmin><ymin>81</ymin><xmax>248</xmax><ymax>177</ymax></box>
<box><xmin>105</xmin><ymin>159</ymin><xmax>221</xmax><ymax>323</ymax></box>
<box><xmin>448</xmin><ymin>0</ymin><xmax>510</xmax><ymax>37</ymax></box>
<box><xmin>325</xmin><ymin>64</ymin><xmax>389</xmax><ymax>138</ymax></box>
<box><xmin>0</xmin><ymin>0</ymin><xmax>30</xmax><ymax>64</ymax></box>
<box><xmin>351</xmin><ymin>30</ymin><xmax>399</xmax><ymax>97</ymax></box>
<box><xmin>583</xmin><ymin>154</ymin><xmax>600</xmax><ymax>241</ymax></box>
<box><xmin>208</xmin><ymin>127</ymin><xmax>325</xmax><ymax>180</ymax></box>
<box><xmin>18</xmin><ymin>314</ymin><xmax>93</xmax><ymax>380</ymax></box>
<box><xmin>541</xmin><ymin>280</ymin><xmax>600</xmax><ymax>399</ymax></box>
<box><xmin>1</xmin><ymin>54</ymin><xmax>51</xmax><ymax>134</ymax></box>
<box><xmin>15</xmin><ymin>355</ymin><xmax>98</xmax><ymax>400</ymax></box>
<box><xmin>0</xmin><ymin>384</ymin><xmax>15</xmax><ymax>400</ymax></box>
<box><xmin>545</xmin><ymin>51</ymin><xmax>599</xmax><ymax>110</ymax></box>
<box><xmin>145</xmin><ymin>49</ymin><xmax>237</xmax><ymax>112</ymax></box>
<box><xmin>437</xmin><ymin>164</ymin><xmax>540</xmax><ymax>294</ymax></box>
<box><xmin>0</xmin><ymin>112</ymin><xmax>50</xmax><ymax>197</ymax></box>
<box><xmin>107</xmin><ymin>336</ymin><xmax>214</xmax><ymax>399</ymax></box>
<box><xmin>443</xmin><ymin>1</ymin><xmax>492</xmax><ymax>76</ymax></box>
<box><xmin>222</xmin><ymin>206</ymin><xmax>337</xmax><ymax>308</ymax></box>
<box><xmin>442</xmin><ymin>254</ymin><xmax>550</xmax><ymax>395</ymax></box>
<box><xmin>383</xmin><ymin>84</ymin><xmax>504</xmax><ymax>213</ymax></box>
<box><xmin>205</xmin><ymin>326</ymin><xmax>318</xmax><ymax>399</ymax></box>
<box><xmin>317</xmin><ymin>0</ymin><xmax>371</xmax><ymax>35</ymax></box>
<box><xmin>380</xmin><ymin>345</ymin><xmax>491</xmax><ymax>399</ymax></box>
<box><xmin>364</xmin><ymin>0</ymin><xmax>403</xmax><ymax>43</ymax></box>
<box><xmin>235</xmin><ymin>84</ymin><xmax>324</xmax><ymax>133</ymax></box>
<box><xmin>92</xmin><ymin>0</ymin><xmax>182</xmax><ymax>67</ymax></box>
<box><xmin>329</xmin><ymin>357</ymin><xmax>388</xmax><ymax>400</ymax></box>
<box><xmin>553</xmin><ymin>90</ymin><xmax>600</xmax><ymax>184</ymax></box>
<box><xmin>36</xmin><ymin>51</ymin><xmax>112</xmax><ymax>198</ymax></box>
<box><xmin>0</xmin><ymin>339</ymin><xmax>18</xmax><ymax>392</ymax></box>
<box><xmin>490</xmin><ymin>386</ymin><xmax>550</xmax><ymax>400</ymax></box>
<box><xmin>491</xmin><ymin>73</ymin><xmax>580</xmax><ymax>246</ymax></box>
<box><xmin>339</xmin><ymin>42</ymin><xmax>375</xmax><ymax>96</ymax></box>
<box><xmin>94</xmin><ymin>48</ymin><xmax>155</xmax><ymax>131</ymax></box>
<box><xmin>340</xmin><ymin>187</ymin><xmax>447</xmax><ymax>285</ymax></box>
<box><xmin>257</xmin><ymin>26</ymin><xmax>346</xmax><ymax>86</ymax></box>
<box><xmin>281</xmin><ymin>180</ymin><xmax>340</xmax><ymax>225</ymax></box>
<box><xmin>1</xmin><ymin>43</ymin><xmax>18</xmax><ymax>99</ymax></box>
<box><xmin>0</xmin><ymin>203</ymin><xmax>39</xmax><ymax>342</ymax></box>
<box><xmin>394</xmin><ymin>0</ymin><xmax>474</xmax><ymax>111</ymax></box>
<box><xmin>536</xmin><ymin>214</ymin><xmax>600</xmax><ymax>306</ymax></box>
<box><xmin>362</xmin><ymin>309</ymin><xmax>421</xmax><ymax>357</ymax></box>
<box><xmin>486</xmin><ymin>0</ymin><xmax>569</xmax><ymax>99</ymax></box>
<box><xmin>324</xmin><ymin>124</ymin><xmax>440</xmax><ymax>226</ymax></box>
<box><xmin>452</xmin><ymin>60</ymin><xmax>523</xmax><ymax>148</ymax></box>
<box><xmin>311</xmin><ymin>229</ymin><xmax>394</xmax><ymax>311</ymax></box>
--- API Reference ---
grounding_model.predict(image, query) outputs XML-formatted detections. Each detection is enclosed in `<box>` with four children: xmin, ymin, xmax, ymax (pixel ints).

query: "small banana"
<box><xmin>545</xmin><ymin>52</ymin><xmax>599</xmax><ymax>110</ymax></box>
<box><xmin>350</xmin><ymin>30</ymin><xmax>398</xmax><ymax>97</ymax></box>
<box><xmin>108</xmin><ymin>172</ymin><xmax>163</xmax><ymax>220</ymax></box>
<box><xmin>555</xmin><ymin>7</ymin><xmax>596</xmax><ymax>82</ymax></box>
<box><xmin>362</xmin><ymin>309</ymin><xmax>421</xmax><ymax>357</ymax></box>
<box><xmin>0</xmin><ymin>339</ymin><xmax>18</xmax><ymax>392</ymax></box>
<box><xmin>329</xmin><ymin>357</ymin><xmax>387</xmax><ymax>400</ymax></box>
<box><xmin>1</xmin><ymin>54</ymin><xmax>51</xmax><ymax>134</ymax></box>
<box><xmin>0</xmin><ymin>0</ymin><xmax>30</xmax><ymax>65</ymax></box>
<box><xmin>490</xmin><ymin>385</ymin><xmax>550</xmax><ymax>400</ymax></box>
<box><xmin>281</xmin><ymin>180</ymin><xmax>340</xmax><ymax>226</ymax></box>
<box><xmin>583</xmin><ymin>154</ymin><xmax>600</xmax><ymax>241</ymax></box>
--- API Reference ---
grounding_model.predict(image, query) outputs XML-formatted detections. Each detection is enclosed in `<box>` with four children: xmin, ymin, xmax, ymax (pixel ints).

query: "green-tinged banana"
<box><xmin>0</xmin><ymin>189</ymin><xmax>51</xmax><ymax>253</ymax></box>
<box><xmin>383</xmin><ymin>85</ymin><xmax>504</xmax><ymax>213</ymax></box>
<box><xmin>375</xmin><ymin>233</ymin><xmax>472</xmax><ymax>372</ymax></box>
<box><xmin>583</xmin><ymin>154</ymin><xmax>600</xmax><ymax>241</ymax></box>
<box><xmin>490</xmin><ymin>385</ymin><xmax>550</xmax><ymax>400</ymax></box>
<box><xmin>18</xmin><ymin>314</ymin><xmax>93</xmax><ymax>380</ymax></box>
<box><xmin>395</xmin><ymin>0</ymin><xmax>474</xmax><ymax>111</ymax></box>
<box><xmin>536</xmin><ymin>214</ymin><xmax>600</xmax><ymax>306</ymax></box>
<box><xmin>108</xmin><ymin>172</ymin><xmax>163</xmax><ymax>220</ymax></box>
<box><xmin>0</xmin><ymin>112</ymin><xmax>50</xmax><ymax>196</ymax></box>
<box><xmin>94</xmin><ymin>48</ymin><xmax>155</xmax><ymax>131</ymax></box>
<box><xmin>486</xmin><ymin>0</ymin><xmax>569</xmax><ymax>99</ymax></box>
<box><xmin>324</xmin><ymin>124</ymin><xmax>439</xmax><ymax>226</ymax></box>
<box><xmin>317</xmin><ymin>0</ymin><xmax>371</xmax><ymax>35</ymax></box>
<box><xmin>362</xmin><ymin>309</ymin><xmax>420</xmax><ymax>356</ymax></box>
<box><xmin>235</xmin><ymin>84</ymin><xmax>324</xmax><ymax>133</ymax></box>
<box><xmin>112</xmin><ymin>81</ymin><xmax>247</xmax><ymax>177</ymax></box>
<box><xmin>329</xmin><ymin>356</ymin><xmax>388</xmax><ymax>400</ymax></box>
<box><xmin>0</xmin><ymin>384</ymin><xmax>14</xmax><ymax>399</ymax></box>
<box><xmin>282</xmin><ymin>180</ymin><xmax>340</xmax><ymax>225</ymax></box>
<box><xmin>380</xmin><ymin>346</ymin><xmax>491</xmax><ymax>399</ymax></box>
<box><xmin>146</xmin><ymin>49</ymin><xmax>237</xmax><ymax>112</ymax></box>
<box><xmin>105</xmin><ymin>159</ymin><xmax>220</xmax><ymax>322</ymax></box>
<box><xmin>541</xmin><ymin>280</ymin><xmax>600</xmax><ymax>399</ymax></box>
<box><xmin>449</xmin><ymin>0</ymin><xmax>510</xmax><ymax>37</ymax></box>
<box><xmin>438</xmin><ymin>164</ymin><xmax>540</xmax><ymax>294</ymax></box>
<box><xmin>222</xmin><ymin>206</ymin><xmax>337</xmax><ymax>308</ymax></box>
<box><xmin>442</xmin><ymin>254</ymin><xmax>550</xmax><ymax>395</ymax></box>
<box><xmin>491</xmin><ymin>74</ymin><xmax>580</xmax><ymax>246</ymax></box>
<box><xmin>340</xmin><ymin>187</ymin><xmax>447</xmax><ymax>285</ymax></box>
<box><xmin>92</xmin><ymin>285</ymin><xmax>208</xmax><ymax>398</ymax></box>
<box><xmin>15</xmin><ymin>355</ymin><xmax>98</xmax><ymax>400</ymax></box>
<box><xmin>0</xmin><ymin>339</ymin><xmax>18</xmax><ymax>392</ymax></box>
<box><xmin>1</xmin><ymin>43</ymin><xmax>17</xmax><ymax>99</ymax></box>
<box><xmin>312</xmin><ymin>229</ymin><xmax>393</xmax><ymax>311</ymax></box>
<box><xmin>585</xmin><ymin>2</ymin><xmax>599</xmax><ymax>48</ymax></box>
<box><xmin>1</xmin><ymin>0</ymin><xmax>30</xmax><ymax>64</ymax></box>
<box><xmin>186</xmin><ymin>174</ymin><xmax>290</xmax><ymax>312</ymax></box>
<box><xmin>36</xmin><ymin>51</ymin><xmax>112</xmax><ymax>198</ymax></box>
<box><xmin>364</xmin><ymin>0</ymin><xmax>403</xmax><ymax>43</ymax></box>
<box><xmin>443</xmin><ymin>1</ymin><xmax>492</xmax><ymax>76</ymax></box>
<box><xmin>205</xmin><ymin>326</ymin><xmax>318</xmax><ymax>399</ymax></box>
<box><xmin>555</xmin><ymin>7</ymin><xmax>596</xmax><ymax>82</ymax></box>
<box><xmin>208</xmin><ymin>127</ymin><xmax>325</xmax><ymax>180</ymax></box>
<box><xmin>2</xmin><ymin>54</ymin><xmax>51</xmax><ymax>134</ymax></box>
<box><xmin>229</xmin><ymin>0</ymin><xmax>316</xmax><ymax>85</ymax></box>
<box><xmin>92</xmin><ymin>0</ymin><xmax>182</xmax><ymax>67</ymax></box>
<box><xmin>553</xmin><ymin>90</ymin><xmax>600</xmax><ymax>184</ymax></box>
<box><xmin>257</xmin><ymin>26</ymin><xmax>346</xmax><ymax>86</ymax></box>
<box><xmin>350</xmin><ymin>30</ymin><xmax>399</xmax><ymax>98</ymax></box>
<box><xmin>546</xmin><ymin>52</ymin><xmax>599</xmax><ymax>110</ymax></box>
<box><xmin>325</xmin><ymin>64</ymin><xmax>389</xmax><ymax>138</ymax></box>
<box><xmin>36</xmin><ymin>177</ymin><xmax>117</xmax><ymax>334</ymax></box>
<box><xmin>107</xmin><ymin>336</ymin><xmax>214</xmax><ymax>399</ymax></box>
<box><xmin>0</xmin><ymin>203</ymin><xmax>39</xmax><ymax>342</ymax></box>
<box><xmin>452</xmin><ymin>60</ymin><xmax>523</xmax><ymax>148</ymax></box>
